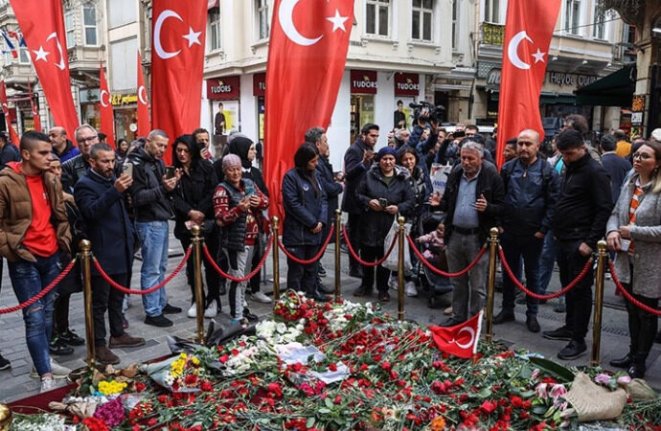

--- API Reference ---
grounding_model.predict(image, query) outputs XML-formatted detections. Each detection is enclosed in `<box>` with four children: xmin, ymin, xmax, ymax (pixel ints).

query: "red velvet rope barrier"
<box><xmin>609</xmin><ymin>261</ymin><xmax>661</xmax><ymax>316</ymax></box>
<box><xmin>93</xmin><ymin>247</ymin><xmax>192</xmax><ymax>295</ymax></box>
<box><xmin>499</xmin><ymin>246</ymin><xmax>593</xmax><ymax>300</ymax></box>
<box><xmin>407</xmin><ymin>235</ymin><xmax>487</xmax><ymax>278</ymax></box>
<box><xmin>202</xmin><ymin>236</ymin><xmax>273</xmax><ymax>283</ymax></box>
<box><xmin>342</xmin><ymin>225</ymin><xmax>398</xmax><ymax>268</ymax></box>
<box><xmin>277</xmin><ymin>225</ymin><xmax>335</xmax><ymax>265</ymax></box>
<box><xmin>0</xmin><ymin>258</ymin><xmax>78</xmax><ymax>314</ymax></box>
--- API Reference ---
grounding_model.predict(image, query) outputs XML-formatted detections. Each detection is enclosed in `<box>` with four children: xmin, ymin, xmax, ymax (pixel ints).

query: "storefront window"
<box><xmin>350</xmin><ymin>95</ymin><xmax>375</xmax><ymax>142</ymax></box>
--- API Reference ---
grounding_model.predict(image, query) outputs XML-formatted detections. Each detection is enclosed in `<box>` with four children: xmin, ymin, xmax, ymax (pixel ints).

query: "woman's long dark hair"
<box><xmin>171</xmin><ymin>134</ymin><xmax>201</xmax><ymax>169</ymax></box>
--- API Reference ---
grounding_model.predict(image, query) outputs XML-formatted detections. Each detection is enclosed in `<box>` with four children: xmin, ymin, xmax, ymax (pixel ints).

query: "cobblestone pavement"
<box><xmin>0</xmin><ymin>230</ymin><xmax>658</xmax><ymax>402</ymax></box>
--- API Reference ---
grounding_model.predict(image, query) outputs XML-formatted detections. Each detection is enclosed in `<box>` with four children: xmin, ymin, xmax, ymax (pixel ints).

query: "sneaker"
<box><xmin>542</xmin><ymin>326</ymin><xmax>573</xmax><ymax>341</ymax></box>
<box><xmin>250</xmin><ymin>291</ymin><xmax>272</xmax><ymax>304</ymax></box>
<box><xmin>0</xmin><ymin>353</ymin><xmax>11</xmax><ymax>371</ymax></box>
<box><xmin>204</xmin><ymin>301</ymin><xmax>218</xmax><ymax>318</ymax></box>
<box><xmin>144</xmin><ymin>314</ymin><xmax>173</xmax><ymax>327</ymax></box>
<box><xmin>318</xmin><ymin>263</ymin><xmax>327</xmax><ymax>278</ymax></box>
<box><xmin>243</xmin><ymin>309</ymin><xmax>259</xmax><ymax>322</ymax></box>
<box><xmin>187</xmin><ymin>303</ymin><xmax>198</xmax><ymax>318</ymax></box>
<box><xmin>95</xmin><ymin>346</ymin><xmax>120</xmax><ymax>365</ymax></box>
<box><xmin>163</xmin><ymin>303</ymin><xmax>182</xmax><ymax>314</ymax></box>
<box><xmin>40</xmin><ymin>376</ymin><xmax>55</xmax><ymax>393</ymax></box>
<box><xmin>31</xmin><ymin>359</ymin><xmax>71</xmax><ymax>379</ymax></box>
<box><xmin>58</xmin><ymin>329</ymin><xmax>85</xmax><ymax>346</ymax></box>
<box><xmin>405</xmin><ymin>281</ymin><xmax>418</xmax><ymax>297</ymax></box>
<box><xmin>557</xmin><ymin>340</ymin><xmax>587</xmax><ymax>360</ymax></box>
<box><xmin>493</xmin><ymin>310</ymin><xmax>515</xmax><ymax>324</ymax></box>
<box><xmin>109</xmin><ymin>333</ymin><xmax>145</xmax><ymax>348</ymax></box>
<box><xmin>49</xmin><ymin>337</ymin><xmax>74</xmax><ymax>356</ymax></box>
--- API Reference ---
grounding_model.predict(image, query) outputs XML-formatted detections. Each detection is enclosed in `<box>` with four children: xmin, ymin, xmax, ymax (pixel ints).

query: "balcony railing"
<box><xmin>481</xmin><ymin>22</ymin><xmax>505</xmax><ymax>46</ymax></box>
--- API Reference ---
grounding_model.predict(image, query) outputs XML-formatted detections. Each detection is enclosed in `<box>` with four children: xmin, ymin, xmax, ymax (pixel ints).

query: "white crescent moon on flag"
<box><xmin>154</xmin><ymin>10</ymin><xmax>183</xmax><ymax>59</ymax></box>
<box><xmin>278</xmin><ymin>0</ymin><xmax>323</xmax><ymax>46</ymax></box>
<box><xmin>46</xmin><ymin>32</ymin><xmax>66</xmax><ymax>70</ymax></box>
<box><xmin>100</xmin><ymin>90</ymin><xmax>110</xmax><ymax>108</ymax></box>
<box><xmin>454</xmin><ymin>327</ymin><xmax>476</xmax><ymax>350</ymax></box>
<box><xmin>138</xmin><ymin>85</ymin><xmax>148</xmax><ymax>105</ymax></box>
<box><xmin>507</xmin><ymin>31</ymin><xmax>532</xmax><ymax>70</ymax></box>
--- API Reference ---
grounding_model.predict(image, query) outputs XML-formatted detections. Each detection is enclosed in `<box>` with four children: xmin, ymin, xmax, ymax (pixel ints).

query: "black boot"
<box><xmin>627</xmin><ymin>353</ymin><xmax>647</xmax><ymax>379</ymax></box>
<box><xmin>609</xmin><ymin>353</ymin><xmax>632</xmax><ymax>369</ymax></box>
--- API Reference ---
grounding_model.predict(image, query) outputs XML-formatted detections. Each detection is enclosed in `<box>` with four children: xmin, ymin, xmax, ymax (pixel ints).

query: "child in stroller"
<box><xmin>415</xmin><ymin>213</ymin><xmax>453</xmax><ymax>308</ymax></box>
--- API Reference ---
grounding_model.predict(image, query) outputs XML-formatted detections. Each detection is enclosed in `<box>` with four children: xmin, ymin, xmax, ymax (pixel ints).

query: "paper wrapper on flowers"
<box><xmin>564</xmin><ymin>372</ymin><xmax>627</xmax><ymax>422</ymax></box>
<box><xmin>140</xmin><ymin>356</ymin><xmax>200</xmax><ymax>393</ymax></box>
<box><xmin>624</xmin><ymin>379</ymin><xmax>658</xmax><ymax>401</ymax></box>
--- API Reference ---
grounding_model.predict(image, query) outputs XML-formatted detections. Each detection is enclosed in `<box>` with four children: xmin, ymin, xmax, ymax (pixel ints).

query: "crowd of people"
<box><xmin>0</xmin><ymin>110</ymin><xmax>659</xmax><ymax>392</ymax></box>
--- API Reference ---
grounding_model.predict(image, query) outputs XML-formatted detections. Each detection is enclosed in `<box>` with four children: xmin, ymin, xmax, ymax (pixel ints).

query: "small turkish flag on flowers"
<box><xmin>429</xmin><ymin>311</ymin><xmax>483</xmax><ymax>359</ymax></box>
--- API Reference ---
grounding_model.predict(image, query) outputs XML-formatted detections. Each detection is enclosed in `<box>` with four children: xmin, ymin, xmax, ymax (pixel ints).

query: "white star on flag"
<box><xmin>33</xmin><ymin>46</ymin><xmax>49</xmax><ymax>62</ymax></box>
<box><xmin>182</xmin><ymin>27</ymin><xmax>202</xmax><ymax>47</ymax></box>
<box><xmin>326</xmin><ymin>9</ymin><xmax>348</xmax><ymax>32</ymax></box>
<box><xmin>532</xmin><ymin>48</ymin><xmax>545</xmax><ymax>63</ymax></box>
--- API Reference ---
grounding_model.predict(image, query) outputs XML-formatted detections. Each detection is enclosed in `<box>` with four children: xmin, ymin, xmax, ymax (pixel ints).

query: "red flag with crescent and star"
<box><xmin>264</xmin><ymin>0</ymin><xmax>354</xmax><ymax>219</ymax></box>
<box><xmin>151</xmin><ymin>0</ymin><xmax>207</xmax><ymax>165</ymax></box>
<box><xmin>495</xmin><ymin>0</ymin><xmax>561</xmax><ymax>167</ymax></box>
<box><xmin>136</xmin><ymin>50</ymin><xmax>150</xmax><ymax>138</ymax></box>
<box><xmin>10</xmin><ymin>0</ymin><xmax>79</xmax><ymax>137</ymax></box>
<box><xmin>99</xmin><ymin>66</ymin><xmax>115</xmax><ymax>148</ymax></box>
<box><xmin>428</xmin><ymin>311</ymin><xmax>483</xmax><ymax>359</ymax></box>
<box><xmin>0</xmin><ymin>81</ymin><xmax>20</xmax><ymax>145</ymax></box>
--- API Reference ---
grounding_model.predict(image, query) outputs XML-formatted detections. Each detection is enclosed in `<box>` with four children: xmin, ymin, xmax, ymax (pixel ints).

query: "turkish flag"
<box><xmin>11</xmin><ymin>0</ymin><xmax>79</xmax><ymax>137</ymax></box>
<box><xmin>136</xmin><ymin>51</ymin><xmax>150</xmax><ymax>138</ymax></box>
<box><xmin>264</xmin><ymin>0</ymin><xmax>354</xmax><ymax>218</ymax></box>
<box><xmin>495</xmin><ymin>0</ymin><xmax>561</xmax><ymax>167</ymax></box>
<box><xmin>29</xmin><ymin>91</ymin><xmax>41</xmax><ymax>132</ymax></box>
<box><xmin>99</xmin><ymin>67</ymin><xmax>115</xmax><ymax>148</ymax></box>
<box><xmin>0</xmin><ymin>81</ymin><xmax>20</xmax><ymax>145</ymax></box>
<box><xmin>151</xmin><ymin>0</ymin><xmax>207</xmax><ymax>165</ymax></box>
<box><xmin>428</xmin><ymin>311</ymin><xmax>484</xmax><ymax>359</ymax></box>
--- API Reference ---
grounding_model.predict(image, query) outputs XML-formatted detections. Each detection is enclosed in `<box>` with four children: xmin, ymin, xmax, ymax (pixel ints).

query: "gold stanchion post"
<box><xmin>485</xmin><ymin>227</ymin><xmax>499</xmax><ymax>342</ymax></box>
<box><xmin>79</xmin><ymin>239</ymin><xmax>95</xmax><ymax>368</ymax></box>
<box><xmin>272</xmin><ymin>217</ymin><xmax>280</xmax><ymax>302</ymax></box>
<box><xmin>334</xmin><ymin>209</ymin><xmax>342</xmax><ymax>301</ymax></box>
<box><xmin>191</xmin><ymin>225</ymin><xmax>205</xmax><ymax>344</ymax></box>
<box><xmin>591</xmin><ymin>240</ymin><xmax>608</xmax><ymax>366</ymax></box>
<box><xmin>397</xmin><ymin>216</ymin><xmax>406</xmax><ymax>321</ymax></box>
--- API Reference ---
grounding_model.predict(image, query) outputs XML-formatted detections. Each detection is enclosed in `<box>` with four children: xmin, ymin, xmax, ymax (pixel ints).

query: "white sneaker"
<box><xmin>187</xmin><ymin>303</ymin><xmax>197</xmax><ymax>318</ymax></box>
<box><xmin>32</xmin><ymin>359</ymin><xmax>71</xmax><ymax>379</ymax></box>
<box><xmin>405</xmin><ymin>281</ymin><xmax>418</xmax><ymax>297</ymax></box>
<box><xmin>250</xmin><ymin>291</ymin><xmax>272</xmax><ymax>304</ymax></box>
<box><xmin>388</xmin><ymin>275</ymin><xmax>398</xmax><ymax>290</ymax></box>
<box><xmin>204</xmin><ymin>301</ymin><xmax>218</xmax><ymax>318</ymax></box>
<box><xmin>41</xmin><ymin>376</ymin><xmax>55</xmax><ymax>393</ymax></box>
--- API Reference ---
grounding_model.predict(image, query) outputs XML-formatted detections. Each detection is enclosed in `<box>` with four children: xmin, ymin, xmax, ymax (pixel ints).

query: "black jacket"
<box><xmin>356</xmin><ymin>165</ymin><xmax>416</xmax><ymax>248</ymax></box>
<box><xmin>501</xmin><ymin>157</ymin><xmax>560</xmax><ymax>237</ymax></box>
<box><xmin>316</xmin><ymin>155</ymin><xmax>343</xmax><ymax>222</ymax></box>
<box><xmin>62</xmin><ymin>154</ymin><xmax>90</xmax><ymax>193</ymax></box>
<box><xmin>127</xmin><ymin>147</ymin><xmax>174</xmax><ymax>222</ymax></box>
<box><xmin>341</xmin><ymin>138</ymin><xmax>372</xmax><ymax>214</ymax></box>
<box><xmin>0</xmin><ymin>143</ymin><xmax>19</xmax><ymax>171</ymax></box>
<box><xmin>172</xmin><ymin>159</ymin><xmax>218</xmax><ymax>239</ymax></box>
<box><xmin>439</xmin><ymin>161</ymin><xmax>505</xmax><ymax>243</ymax></box>
<box><xmin>282</xmin><ymin>168</ymin><xmax>328</xmax><ymax>247</ymax></box>
<box><xmin>551</xmin><ymin>152</ymin><xmax>613</xmax><ymax>248</ymax></box>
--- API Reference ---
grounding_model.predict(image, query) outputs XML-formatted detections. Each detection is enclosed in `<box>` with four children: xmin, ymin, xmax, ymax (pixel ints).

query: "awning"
<box><xmin>575</xmin><ymin>65</ymin><xmax>635</xmax><ymax>107</ymax></box>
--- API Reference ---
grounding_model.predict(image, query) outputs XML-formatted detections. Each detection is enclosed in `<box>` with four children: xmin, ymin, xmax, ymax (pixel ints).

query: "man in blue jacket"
<box><xmin>74</xmin><ymin>143</ymin><xmax>145</xmax><ymax>365</ymax></box>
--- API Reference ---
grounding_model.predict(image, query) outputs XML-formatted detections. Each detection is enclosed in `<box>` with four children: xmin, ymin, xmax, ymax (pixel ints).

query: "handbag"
<box><xmin>383</xmin><ymin>216</ymin><xmax>412</xmax><ymax>272</ymax></box>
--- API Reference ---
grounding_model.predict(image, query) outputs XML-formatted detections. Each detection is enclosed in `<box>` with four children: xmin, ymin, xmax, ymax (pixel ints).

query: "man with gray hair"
<box><xmin>61</xmin><ymin>124</ymin><xmax>100</xmax><ymax>191</ymax></box>
<box><xmin>434</xmin><ymin>138</ymin><xmax>504</xmax><ymax>326</ymax></box>
<box><xmin>127</xmin><ymin>129</ymin><xmax>182</xmax><ymax>327</ymax></box>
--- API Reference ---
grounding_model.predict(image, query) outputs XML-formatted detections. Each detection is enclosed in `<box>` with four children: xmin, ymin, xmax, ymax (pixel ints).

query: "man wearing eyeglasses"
<box><xmin>61</xmin><ymin>124</ymin><xmax>100</xmax><ymax>192</ymax></box>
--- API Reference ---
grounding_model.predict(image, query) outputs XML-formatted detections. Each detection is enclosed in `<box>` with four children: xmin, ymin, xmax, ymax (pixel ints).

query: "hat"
<box><xmin>376</xmin><ymin>146</ymin><xmax>397</xmax><ymax>160</ymax></box>
<box><xmin>222</xmin><ymin>154</ymin><xmax>242</xmax><ymax>171</ymax></box>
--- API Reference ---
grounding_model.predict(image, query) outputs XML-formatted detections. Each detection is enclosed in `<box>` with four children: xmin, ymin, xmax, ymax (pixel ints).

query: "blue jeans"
<box><xmin>537</xmin><ymin>230</ymin><xmax>557</xmax><ymax>295</ymax></box>
<box><xmin>500</xmin><ymin>232</ymin><xmax>543</xmax><ymax>316</ymax></box>
<box><xmin>8</xmin><ymin>252</ymin><xmax>61</xmax><ymax>376</ymax></box>
<box><xmin>136</xmin><ymin>221</ymin><xmax>169</xmax><ymax>317</ymax></box>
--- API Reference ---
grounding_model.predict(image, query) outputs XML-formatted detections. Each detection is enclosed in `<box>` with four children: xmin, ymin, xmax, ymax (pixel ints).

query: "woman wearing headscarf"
<box><xmin>353</xmin><ymin>146</ymin><xmax>416</xmax><ymax>302</ymax></box>
<box><xmin>606</xmin><ymin>140</ymin><xmax>661</xmax><ymax>378</ymax></box>
<box><xmin>282</xmin><ymin>144</ymin><xmax>329</xmax><ymax>302</ymax></box>
<box><xmin>171</xmin><ymin>135</ymin><xmax>220</xmax><ymax>318</ymax></box>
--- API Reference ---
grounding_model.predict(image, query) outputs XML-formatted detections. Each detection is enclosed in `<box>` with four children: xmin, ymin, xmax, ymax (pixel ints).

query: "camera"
<box><xmin>409</xmin><ymin>101</ymin><xmax>445</xmax><ymax>124</ymax></box>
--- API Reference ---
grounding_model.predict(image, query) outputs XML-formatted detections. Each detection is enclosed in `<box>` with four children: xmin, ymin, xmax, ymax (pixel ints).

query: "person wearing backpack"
<box><xmin>494</xmin><ymin>129</ymin><xmax>560</xmax><ymax>333</ymax></box>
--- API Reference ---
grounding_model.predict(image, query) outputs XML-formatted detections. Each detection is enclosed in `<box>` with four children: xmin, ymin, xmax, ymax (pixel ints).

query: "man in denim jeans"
<box><xmin>127</xmin><ymin>129</ymin><xmax>182</xmax><ymax>327</ymax></box>
<box><xmin>0</xmin><ymin>131</ymin><xmax>72</xmax><ymax>391</ymax></box>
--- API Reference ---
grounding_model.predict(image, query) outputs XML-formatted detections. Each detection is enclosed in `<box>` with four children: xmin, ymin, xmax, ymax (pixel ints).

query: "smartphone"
<box><xmin>378</xmin><ymin>198</ymin><xmax>388</xmax><ymax>208</ymax></box>
<box><xmin>165</xmin><ymin>166</ymin><xmax>176</xmax><ymax>179</ymax></box>
<box><xmin>122</xmin><ymin>162</ymin><xmax>133</xmax><ymax>178</ymax></box>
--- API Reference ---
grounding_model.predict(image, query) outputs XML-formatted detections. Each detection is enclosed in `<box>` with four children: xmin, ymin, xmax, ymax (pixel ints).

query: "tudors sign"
<box><xmin>253</xmin><ymin>72</ymin><xmax>266</xmax><ymax>97</ymax></box>
<box><xmin>351</xmin><ymin>70</ymin><xmax>378</xmax><ymax>94</ymax></box>
<box><xmin>207</xmin><ymin>76</ymin><xmax>240</xmax><ymax>100</ymax></box>
<box><xmin>394</xmin><ymin>72</ymin><xmax>420</xmax><ymax>96</ymax></box>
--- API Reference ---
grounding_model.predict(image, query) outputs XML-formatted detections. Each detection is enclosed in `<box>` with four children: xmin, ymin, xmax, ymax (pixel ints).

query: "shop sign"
<box><xmin>485</xmin><ymin>68</ymin><xmax>597</xmax><ymax>90</ymax></box>
<box><xmin>110</xmin><ymin>93</ymin><xmax>138</xmax><ymax>106</ymax></box>
<box><xmin>394</xmin><ymin>72</ymin><xmax>419</xmax><ymax>96</ymax></box>
<box><xmin>351</xmin><ymin>70</ymin><xmax>377</xmax><ymax>94</ymax></box>
<box><xmin>207</xmin><ymin>76</ymin><xmax>240</xmax><ymax>100</ymax></box>
<box><xmin>253</xmin><ymin>73</ymin><xmax>266</xmax><ymax>97</ymax></box>
<box><xmin>486</xmin><ymin>68</ymin><xmax>501</xmax><ymax>87</ymax></box>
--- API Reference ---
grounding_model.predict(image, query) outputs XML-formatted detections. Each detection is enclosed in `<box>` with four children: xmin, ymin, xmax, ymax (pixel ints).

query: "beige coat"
<box><xmin>606</xmin><ymin>175</ymin><xmax>661</xmax><ymax>298</ymax></box>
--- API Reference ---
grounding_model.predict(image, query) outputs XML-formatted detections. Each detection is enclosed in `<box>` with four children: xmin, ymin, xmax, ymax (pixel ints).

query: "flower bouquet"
<box><xmin>142</xmin><ymin>352</ymin><xmax>211</xmax><ymax>393</ymax></box>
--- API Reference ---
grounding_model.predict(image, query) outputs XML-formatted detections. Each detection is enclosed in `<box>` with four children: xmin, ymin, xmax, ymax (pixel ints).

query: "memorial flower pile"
<box><xmin>8</xmin><ymin>290</ymin><xmax>660</xmax><ymax>430</ymax></box>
